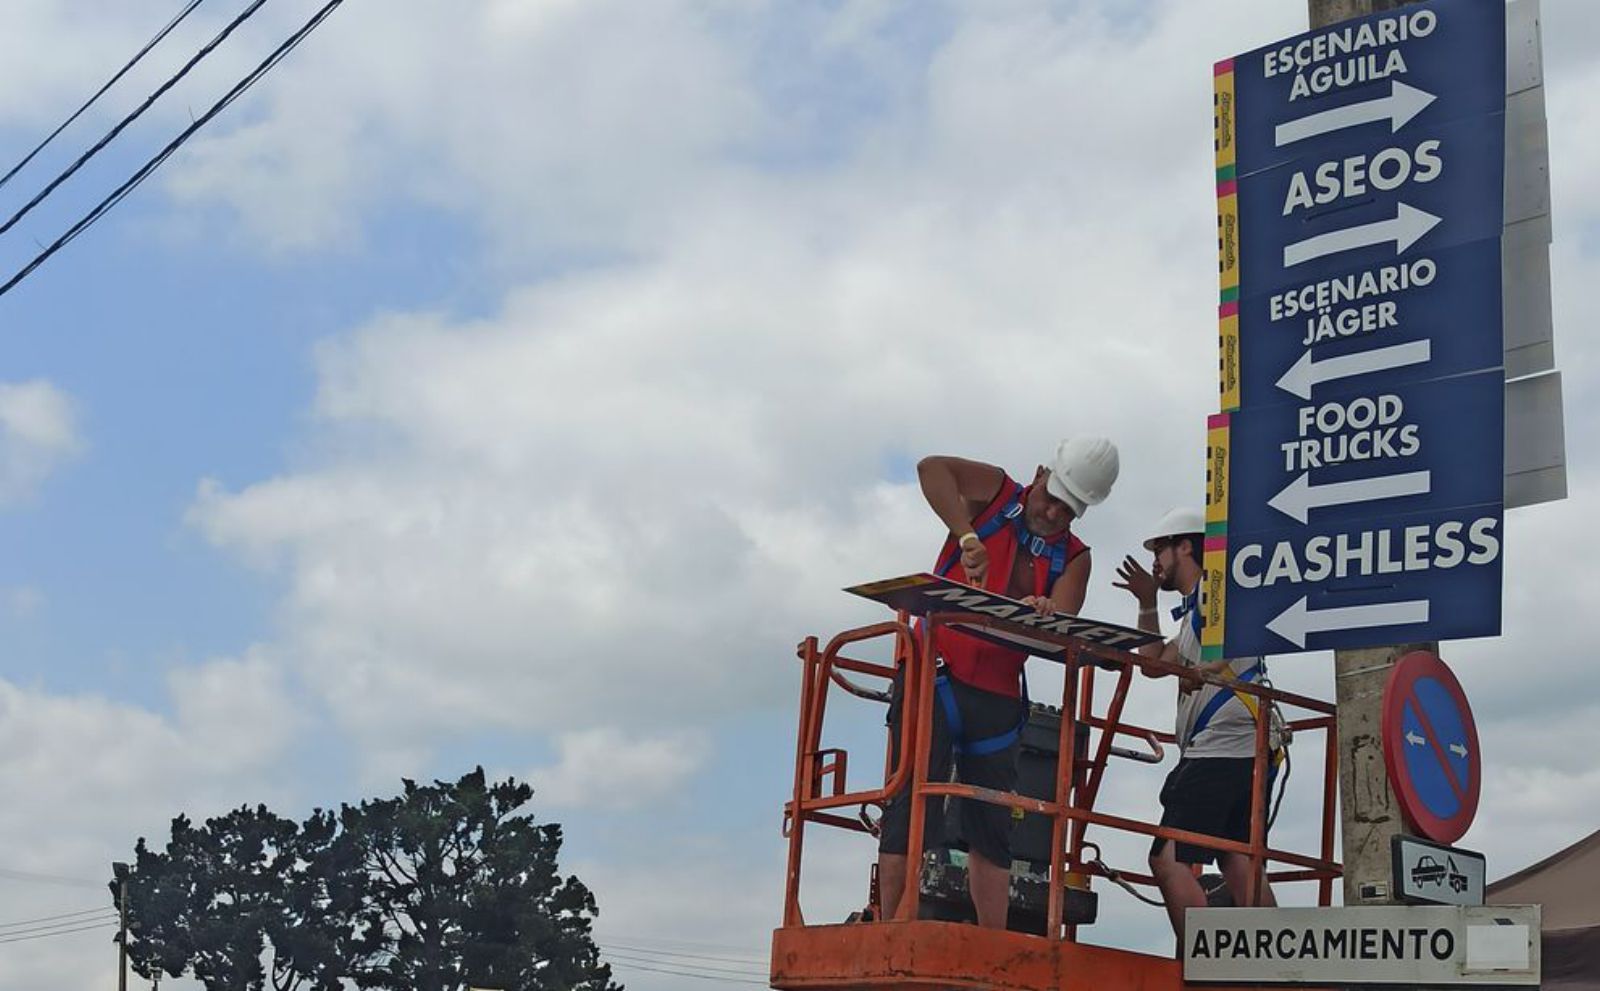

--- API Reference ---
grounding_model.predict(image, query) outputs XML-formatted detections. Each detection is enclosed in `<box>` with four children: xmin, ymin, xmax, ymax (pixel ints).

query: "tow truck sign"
<box><xmin>1394</xmin><ymin>834</ymin><xmax>1486</xmax><ymax>907</ymax></box>
<box><xmin>1205</xmin><ymin>0</ymin><xmax>1505</xmax><ymax>657</ymax></box>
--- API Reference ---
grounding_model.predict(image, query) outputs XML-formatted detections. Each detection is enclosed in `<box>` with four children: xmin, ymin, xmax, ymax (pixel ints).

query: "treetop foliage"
<box><xmin>116</xmin><ymin>768</ymin><xmax>620</xmax><ymax>991</ymax></box>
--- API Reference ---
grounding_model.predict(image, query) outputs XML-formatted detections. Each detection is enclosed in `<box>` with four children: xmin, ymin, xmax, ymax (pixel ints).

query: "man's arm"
<box><xmin>917</xmin><ymin>456</ymin><xmax>1006</xmax><ymax>583</ymax></box>
<box><xmin>1113</xmin><ymin>554</ymin><xmax>1178</xmax><ymax>672</ymax></box>
<box><xmin>1032</xmin><ymin>550</ymin><xmax>1091</xmax><ymax>615</ymax></box>
<box><xmin>917</xmin><ymin>456</ymin><xmax>1005</xmax><ymax>534</ymax></box>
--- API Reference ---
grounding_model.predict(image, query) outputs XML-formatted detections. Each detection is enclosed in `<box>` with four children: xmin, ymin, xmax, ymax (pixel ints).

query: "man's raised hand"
<box><xmin>1114</xmin><ymin>555</ymin><xmax>1157</xmax><ymax>608</ymax></box>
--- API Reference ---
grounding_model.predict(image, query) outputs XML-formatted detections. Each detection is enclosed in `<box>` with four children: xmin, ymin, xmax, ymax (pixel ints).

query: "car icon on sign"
<box><xmin>1411</xmin><ymin>855</ymin><xmax>1448</xmax><ymax>887</ymax></box>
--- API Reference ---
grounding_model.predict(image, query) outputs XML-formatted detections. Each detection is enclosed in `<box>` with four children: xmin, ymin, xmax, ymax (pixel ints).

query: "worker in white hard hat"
<box><xmin>877</xmin><ymin>437</ymin><xmax>1119</xmax><ymax>930</ymax></box>
<box><xmin>1114</xmin><ymin>509</ymin><xmax>1278</xmax><ymax>944</ymax></box>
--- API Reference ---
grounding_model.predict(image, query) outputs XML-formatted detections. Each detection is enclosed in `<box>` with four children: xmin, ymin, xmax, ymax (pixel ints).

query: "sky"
<box><xmin>0</xmin><ymin>1</ymin><xmax>1596</xmax><ymax>988</ymax></box>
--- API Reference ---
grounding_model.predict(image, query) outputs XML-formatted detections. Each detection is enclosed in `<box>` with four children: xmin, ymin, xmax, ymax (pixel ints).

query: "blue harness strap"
<box><xmin>933</xmin><ymin>482</ymin><xmax>1071</xmax><ymax>587</ymax></box>
<box><xmin>935</xmin><ymin>671</ymin><xmax>1029</xmax><ymax>756</ymax></box>
<box><xmin>1173</xmin><ymin>590</ymin><xmax>1202</xmax><ymax>638</ymax></box>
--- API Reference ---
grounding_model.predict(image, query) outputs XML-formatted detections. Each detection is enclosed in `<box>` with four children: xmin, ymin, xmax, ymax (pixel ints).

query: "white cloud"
<box><xmin>161</xmin><ymin>0</ymin><xmax>761</xmax><ymax>254</ymax></box>
<box><xmin>166</xmin><ymin>650</ymin><xmax>306</xmax><ymax>772</ymax></box>
<box><xmin>532</xmin><ymin>727</ymin><xmax>710</xmax><ymax>811</ymax></box>
<box><xmin>0</xmin><ymin>379</ymin><xmax>81</xmax><ymax>505</ymax></box>
<box><xmin>0</xmin><ymin>661</ymin><xmax>302</xmax><ymax>990</ymax></box>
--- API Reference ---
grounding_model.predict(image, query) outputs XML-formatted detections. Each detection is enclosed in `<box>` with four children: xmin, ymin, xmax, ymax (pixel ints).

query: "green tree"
<box><xmin>121</xmin><ymin>805</ymin><xmax>345</xmax><ymax>991</ymax></box>
<box><xmin>118</xmin><ymin>769</ymin><xmax>618</xmax><ymax>991</ymax></box>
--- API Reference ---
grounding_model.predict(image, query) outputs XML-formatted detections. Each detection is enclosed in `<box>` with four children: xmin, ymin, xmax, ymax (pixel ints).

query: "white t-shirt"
<box><xmin>1172</xmin><ymin>599</ymin><xmax>1266</xmax><ymax>759</ymax></box>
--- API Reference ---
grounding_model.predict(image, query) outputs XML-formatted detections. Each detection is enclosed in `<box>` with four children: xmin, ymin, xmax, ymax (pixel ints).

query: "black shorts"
<box><xmin>1150</xmin><ymin>757</ymin><xmax>1271</xmax><ymax>866</ymax></box>
<box><xmin>877</xmin><ymin>671</ymin><xmax>1025</xmax><ymax>867</ymax></box>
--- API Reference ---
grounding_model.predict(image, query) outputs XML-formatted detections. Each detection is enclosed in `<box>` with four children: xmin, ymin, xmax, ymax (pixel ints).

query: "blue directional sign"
<box><xmin>1382</xmin><ymin>651</ymin><xmax>1481</xmax><ymax>844</ymax></box>
<box><xmin>1204</xmin><ymin>0</ymin><xmax>1506</xmax><ymax>657</ymax></box>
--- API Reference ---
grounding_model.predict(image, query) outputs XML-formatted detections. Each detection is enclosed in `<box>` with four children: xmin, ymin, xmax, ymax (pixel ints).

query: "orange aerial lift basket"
<box><xmin>771</xmin><ymin>597</ymin><xmax>1343</xmax><ymax>991</ymax></box>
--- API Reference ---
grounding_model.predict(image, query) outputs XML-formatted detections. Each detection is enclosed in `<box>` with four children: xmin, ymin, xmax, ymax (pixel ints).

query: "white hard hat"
<box><xmin>1143</xmin><ymin>507</ymin><xmax>1206</xmax><ymax>550</ymax></box>
<box><xmin>1046</xmin><ymin>435</ymin><xmax>1120</xmax><ymax>517</ymax></box>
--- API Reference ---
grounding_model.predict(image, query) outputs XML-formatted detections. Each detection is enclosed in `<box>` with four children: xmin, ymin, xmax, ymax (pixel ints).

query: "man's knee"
<box><xmin>1149</xmin><ymin>840</ymin><xmax>1180</xmax><ymax>878</ymax></box>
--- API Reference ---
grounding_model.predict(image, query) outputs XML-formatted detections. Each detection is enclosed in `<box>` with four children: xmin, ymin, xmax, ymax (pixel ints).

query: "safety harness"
<box><xmin>928</xmin><ymin>481</ymin><xmax>1076</xmax><ymax>756</ymax></box>
<box><xmin>932</xmin><ymin>481</ymin><xmax>1075</xmax><ymax>593</ymax></box>
<box><xmin>1178</xmin><ymin>592</ymin><xmax>1288</xmax><ymax>778</ymax></box>
<box><xmin>932</xmin><ymin>668</ymin><xmax>1030</xmax><ymax>756</ymax></box>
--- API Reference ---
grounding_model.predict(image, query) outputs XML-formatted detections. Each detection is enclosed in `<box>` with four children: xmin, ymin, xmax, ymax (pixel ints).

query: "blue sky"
<box><xmin>1</xmin><ymin>2</ymin><xmax>1597</xmax><ymax>989</ymax></box>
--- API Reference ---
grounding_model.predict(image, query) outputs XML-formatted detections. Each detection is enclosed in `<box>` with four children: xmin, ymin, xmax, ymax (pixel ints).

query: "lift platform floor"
<box><xmin>770</xmin><ymin>920</ymin><xmax>1326</xmax><ymax>991</ymax></box>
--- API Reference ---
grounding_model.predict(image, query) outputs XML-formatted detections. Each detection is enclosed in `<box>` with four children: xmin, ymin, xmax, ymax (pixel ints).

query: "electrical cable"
<box><xmin>596</xmin><ymin>932</ymin><xmax>768</xmax><ymax>954</ymax></box>
<box><xmin>1269</xmin><ymin>747</ymin><xmax>1291</xmax><ymax>830</ymax></box>
<box><xmin>598</xmin><ymin>940</ymin><xmax>765</xmax><ymax>965</ymax></box>
<box><xmin>0</xmin><ymin>0</ymin><xmax>348</xmax><ymax>300</ymax></box>
<box><xmin>0</xmin><ymin>919</ymin><xmax>118</xmax><ymax>945</ymax></box>
<box><xmin>0</xmin><ymin>0</ymin><xmax>270</xmax><ymax>240</ymax></box>
<box><xmin>0</xmin><ymin>914</ymin><xmax>118</xmax><ymax>940</ymax></box>
<box><xmin>600</xmin><ymin>948</ymin><xmax>766</xmax><ymax>979</ymax></box>
<box><xmin>0</xmin><ymin>906</ymin><xmax>116</xmax><ymax>930</ymax></box>
<box><xmin>604</xmin><ymin>958</ymin><xmax>767</xmax><ymax>986</ymax></box>
<box><xmin>0</xmin><ymin>0</ymin><xmax>207</xmax><ymax>193</ymax></box>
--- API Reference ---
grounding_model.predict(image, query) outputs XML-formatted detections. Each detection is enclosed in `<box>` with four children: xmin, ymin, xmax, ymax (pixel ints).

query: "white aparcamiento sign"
<box><xmin>1184</xmin><ymin>905</ymin><xmax>1539</xmax><ymax>986</ymax></box>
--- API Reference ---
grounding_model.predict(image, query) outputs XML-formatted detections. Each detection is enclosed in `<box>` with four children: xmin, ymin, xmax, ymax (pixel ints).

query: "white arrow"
<box><xmin>1449</xmin><ymin>743</ymin><xmax>1469</xmax><ymax>758</ymax></box>
<box><xmin>1266</xmin><ymin>596</ymin><xmax>1430</xmax><ymax>649</ymax></box>
<box><xmin>1406</xmin><ymin>730</ymin><xmax>1427</xmax><ymax>747</ymax></box>
<box><xmin>1276</xmin><ymin>340</ymin><xmax>1432</xmax><ymax>400</ymax></box>
<box><xmin>1284</xmin><ymin>202</ymin><xmax>1441</xmax><ymax>267</ymax></box>
<box><xmin>1274</xmin><ymin>81</ymin><xmax>1437</xmax><ymax>146</ymax></box>
<box><xmin>1269</xmin><ymin>470</ymin><xmax>1432</xmax><ymax>524</ymax></box>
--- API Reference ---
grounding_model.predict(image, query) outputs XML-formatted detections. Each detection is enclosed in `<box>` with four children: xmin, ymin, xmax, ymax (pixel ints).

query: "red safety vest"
<box><xmin>931</xmin><ymin>477</ymin><xmax>1086</xmax><ymax>697</ymax></box>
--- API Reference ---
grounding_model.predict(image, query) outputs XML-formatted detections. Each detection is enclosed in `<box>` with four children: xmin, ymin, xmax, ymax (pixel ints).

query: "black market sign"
<box><xmin>845</xmin><ymin>573</ymin><xmax>1160</xmax><ymax>660</ymax></box>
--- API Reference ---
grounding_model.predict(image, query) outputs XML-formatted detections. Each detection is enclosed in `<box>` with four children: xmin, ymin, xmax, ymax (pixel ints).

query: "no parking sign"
<box><xmin>1382</xmin><ymin>650</ymin><xmax>1481</xmax><ymax>843</ymax></box>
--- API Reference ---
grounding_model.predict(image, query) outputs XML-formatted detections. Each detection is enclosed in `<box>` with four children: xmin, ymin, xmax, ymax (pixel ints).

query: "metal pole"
<box><xmin>118</xmin><ymin>875</ymin><xmax>128</xmax><ymax>991</ymax></box>
<box><xmin>1309</xmin><ymin>0</ymin><xmax>1433</xmax><ymax>910</ymax></box>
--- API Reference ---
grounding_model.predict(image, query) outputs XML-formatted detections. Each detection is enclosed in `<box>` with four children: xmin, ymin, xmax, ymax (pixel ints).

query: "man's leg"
<box><xmin>1149</xmin><ymin>838</ymin><xmax>1208</xmax><ymax>942</ymax></box>
<box><xmin>878</xmin><ymin>853</ymin><xmax>909</xmax><ymax>920</ymax></box>
<box><xmin>966</xmin><ymin>849</ymin><xmax>1011</xmax><ymax>929</ymax></box>
<box><xmin>952</xmin><ymin>681</ymin><xmax>1025</xmax><ymax>931</ymax></box>
<box><xmin>1217</xmin><ymin>758</ymin><xmax>1276</xmax><ymax>908</ymax></box>
<box><xmin>1218</xmin><ymin>852</ymin><xmax>1276</xmax><ymax>907</ymax></box>
<box><xmin>875</xmin><ymin>673</ymin><xmax>955</xmax><ymax>921</ymax></box>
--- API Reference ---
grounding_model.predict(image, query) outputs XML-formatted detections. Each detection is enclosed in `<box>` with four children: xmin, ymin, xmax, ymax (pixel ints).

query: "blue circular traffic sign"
<box><xmin>1382</xmin><ymin>650</ymin><xmax>1481</xmax><ymax>843</ymax></box>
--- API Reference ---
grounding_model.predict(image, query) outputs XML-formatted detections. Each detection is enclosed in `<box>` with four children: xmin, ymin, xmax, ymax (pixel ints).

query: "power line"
<box><xmin>0</xmin><ymin>0</ymin><xmax>270</xmax><ymax>240</ymax></box>
<box><xmin>604</xmin><ymin>958</ymin><xmax>767</xmax><ymax>986</ymax></box>
<box><xmin>0</xmin><ymin>0</ymin><xmax>348</xmax><ymax>300</ymax></box>
<box><xmin>600</xmin><ymin>948</ymin><xmax>766</xmax><ymax>979</ymax></box>
<box><xmin>594</xmin><ymin>931</ymin><xmax>767</xmax><ymax>955</ymax></box>
<box><xmin>0</xmin><ymin>914</ymin><xmax>118</xmax><ymax>940</ymax></box>
<box><xmin>0</xmin><ymin>919</ymin><xmax>118</xmax><ymax>946</ymax></box>
<box><xmin>599</xmin><ymin>940</ymin><xmax>765</xmax><ymax>965</ymax></box>
<box><xmin>0</xmin><ymin>906</ymin><xmax>115</xmax><ymax>930</ymax></box>
<box><xmin>0</xmin><ymin>0</ymin><xmax>208</xmax><ymax>193</ymax></box>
